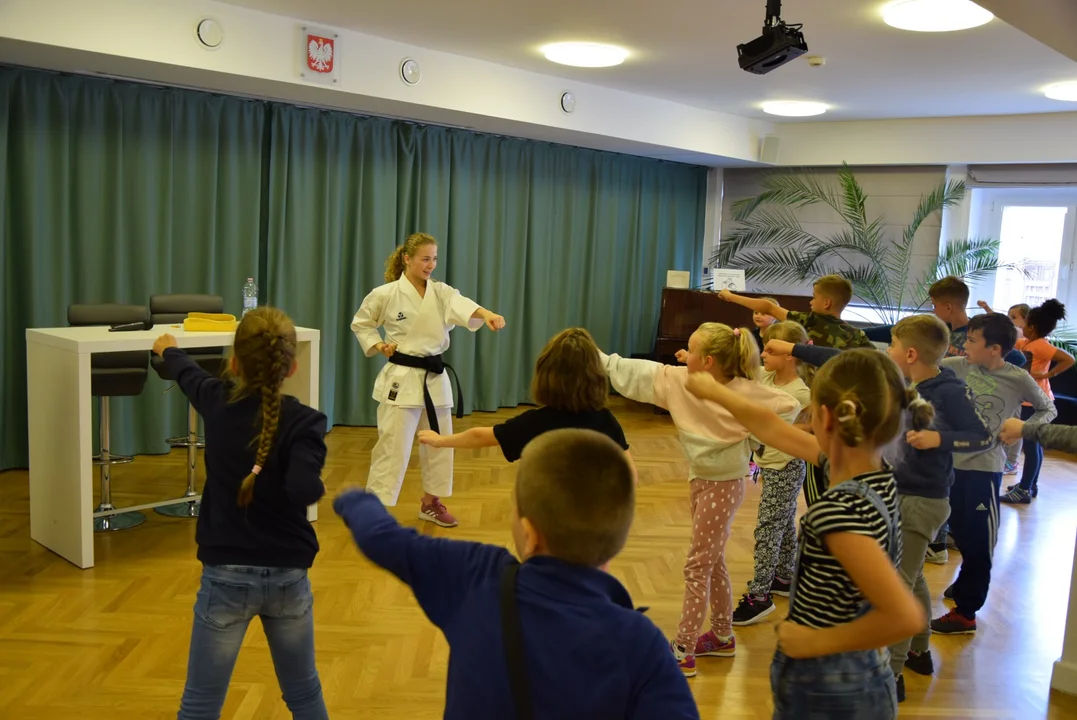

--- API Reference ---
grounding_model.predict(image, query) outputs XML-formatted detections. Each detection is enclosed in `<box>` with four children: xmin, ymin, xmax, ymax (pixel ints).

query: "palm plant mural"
<box><xmin>712</xmin><ymin>163</ymin><xmax>1014</xmax><ymax>325</ymax></box>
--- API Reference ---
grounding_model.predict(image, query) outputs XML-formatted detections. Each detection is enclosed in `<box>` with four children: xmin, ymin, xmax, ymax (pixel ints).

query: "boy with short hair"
<box><xmin>334</xmin><ymin>429</ymin><xmax>699</xmax><ymax>720</ymax></box>
<box><xmin>718</xmin><ymin>274</ymin><xmax>874</xmax><ymax>350</ymax></box>
<box><xmin>932</xmin><ymin>313</ymin><xmax>1056</xmax><ymax>635</ymax></box>
<box><xmin>928</xmin><ymin>276</ymin><xmax>974</xmax><ymax>358</ymax></box>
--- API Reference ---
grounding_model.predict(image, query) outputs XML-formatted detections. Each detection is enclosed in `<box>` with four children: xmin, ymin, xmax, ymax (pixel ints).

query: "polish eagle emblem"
<box><xmin>307</xmin><ymin>35</ymin><xmax>334</xmax><ymax>73</ymax></box>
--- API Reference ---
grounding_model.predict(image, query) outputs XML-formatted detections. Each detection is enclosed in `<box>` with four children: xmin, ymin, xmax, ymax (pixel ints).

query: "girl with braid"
<box><xmin>153</xmin><ymin>307</ymin><xmax>330</xmax><ymax>720</ymax></box>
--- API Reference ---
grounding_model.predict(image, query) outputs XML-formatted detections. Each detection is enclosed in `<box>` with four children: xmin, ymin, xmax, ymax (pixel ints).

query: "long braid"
<box><xmin>232</xmin><ymin>308</ymin><xmax>297</xmax><ymax>507</ymax></box>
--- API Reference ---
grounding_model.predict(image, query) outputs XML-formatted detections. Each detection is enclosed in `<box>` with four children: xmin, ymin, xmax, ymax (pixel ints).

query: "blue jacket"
<box><xmin>334</xmin><ymin>491</ymin><xmax>699</xmax><ymax>720</ymax></box>
<box><xmin>792</xmin><ymin>345</ymin><xmax>992</xmax><ymax>498</ymax></box>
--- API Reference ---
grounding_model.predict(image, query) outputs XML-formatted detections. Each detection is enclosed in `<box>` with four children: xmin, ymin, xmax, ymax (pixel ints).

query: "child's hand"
<box><xmin>152</xmin><ymin>334</ymin><xmax>179</xmax><ymax>356</ymax></box>
<box><xmin>484</xmin><ymin>311</ymin><xmax>507</xmax><ymax>331</ymax></box>
<box><xmin>685</xmin><ymin>371</ymin><xmax>721</xmax><ymax>400</ymax></box>
<box><xmin>764</xmin><ymin>339</ymin><xmax>794</xmax><ymax>357</ymax></box>
<box><xmin>674</xmin><ymin>349</ymin><xmax>689</xmax><ymax>364</ymax></box>
<box><xmin>376</xmin><ymin>342</ymin><xmax>398</xmax><ymax>358</ymax></box>
<box><xmin>776</xmin><ymin>620</ymin><xmax>819</xmax><ymax>659</ymax></box>
<box><xmin>717</xmin><ymin>289</ymin><xmax>734</xmax><ymax>302</ymax></box>
<box><xmin>1031</xmin><ymin>371</ymin><xmax>1049</xmax><ymax>381</ymax></box>
<box><xmin>999</xmin><ymin>417</ymin><xmax>1025</xmax><ymax>445</ymax></box>
<box><xmin>977</xmin><ymin>300</ymin><xmax>991</xmax><ymax>311</ymax></box>
<box><xmin>417</xmin><ymin>430</ymin><xmax>443</xmax><ymax>447</ymax></box>
<box><xmin>905</xmin><ymin>430</ymin><xmax>942</xmax><ymax>450</ymax></box>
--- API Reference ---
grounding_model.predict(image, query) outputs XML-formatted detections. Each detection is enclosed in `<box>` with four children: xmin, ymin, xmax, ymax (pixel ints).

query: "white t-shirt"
<box><xmin>755</xmin><ymin>370</ymin><xmax>811</xmax><ymax>470</ymax></box>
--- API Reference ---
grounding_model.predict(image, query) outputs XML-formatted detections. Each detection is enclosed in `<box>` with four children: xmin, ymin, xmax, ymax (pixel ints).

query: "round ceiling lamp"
<box><xmin>882</xmin><ymin>0</ymin><xmax>993</xmax><ymax>32</ymax></box>
<box><xmin>1045</xmin><ymin>81</ymin><xmax>1077</xmax><ymax>102</ymax></box>
<box><xmin>541</xmin><ymin>42</ymin><xmax>628</xmax><ymax>68</ymax></box>
<box><xmin>761</xmin><ymin>101</ymin><xmax>828</xmax><ymax>117</ymax></box>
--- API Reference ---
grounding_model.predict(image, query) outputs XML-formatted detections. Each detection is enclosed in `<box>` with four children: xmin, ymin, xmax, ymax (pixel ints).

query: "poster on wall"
<box><xmin>712</xmin><ymin>268</ymin><xmax>746</xmax><ymax>292</ymax></box>
<box><xmin>299</xmin><ymin>25</ymin><xmax>340</xmax><ymax>85</ymax></box>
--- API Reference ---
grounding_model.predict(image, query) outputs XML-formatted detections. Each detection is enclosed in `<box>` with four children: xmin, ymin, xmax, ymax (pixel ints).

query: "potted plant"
<box><xmin>712</xmin><ymin>163</ymin><xmax>1015</xmax><ymax>325</ymax></box>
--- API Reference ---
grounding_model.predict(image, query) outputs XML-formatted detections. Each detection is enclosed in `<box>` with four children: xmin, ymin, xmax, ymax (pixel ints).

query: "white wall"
<box><xmin>0</xmin><ymin>0</ymin><xmax>768</xmax><ymax>166</ymax></box>
<box><xmin>720</xmin><ymin>166</ymin><xmax>947</xmax><ymax>317</ymax></box>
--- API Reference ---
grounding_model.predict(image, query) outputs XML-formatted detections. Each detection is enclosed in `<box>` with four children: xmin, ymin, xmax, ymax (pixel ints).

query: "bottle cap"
<box><xmin>247</xmin><ymin>277</ymin><xmax>254</xmax><ymax>282</ymax></box>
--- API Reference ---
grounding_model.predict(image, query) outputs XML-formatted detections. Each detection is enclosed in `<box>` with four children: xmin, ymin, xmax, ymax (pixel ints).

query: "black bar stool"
<box><xmin>67</xmin><ymin>303</ymin><xmax>150</xmax><ymax>532</ymax></box>
<box><xmin>149</xmin><ymin>294</ymin><xmax>227</xmax><ymax>518</ymax></box>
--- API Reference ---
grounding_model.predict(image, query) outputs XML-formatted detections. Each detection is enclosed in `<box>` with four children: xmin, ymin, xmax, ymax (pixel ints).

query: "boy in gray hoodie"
<box><xmin>931</xmin><ymin>313</ymin><xmax>1056</xmax><ymax>635</ymax></box>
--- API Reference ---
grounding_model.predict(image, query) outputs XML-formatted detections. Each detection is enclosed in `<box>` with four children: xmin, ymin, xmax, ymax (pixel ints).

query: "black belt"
<box><xmin>387</xmin><ymin>351</ymin><xmax>464</xmax><ymax>434</ymax></box>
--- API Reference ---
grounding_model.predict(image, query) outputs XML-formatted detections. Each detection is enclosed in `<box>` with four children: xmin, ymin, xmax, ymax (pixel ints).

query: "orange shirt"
<box><xmin>1016</xmin><ymin>337</ymin><xmax>1055</xmax><ymax>400</ymax></box>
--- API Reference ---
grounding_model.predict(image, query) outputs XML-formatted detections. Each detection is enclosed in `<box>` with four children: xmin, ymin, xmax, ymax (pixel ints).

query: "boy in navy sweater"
<box><xmin>335</xmin><ymin>428</ymin><xmax>698</xmax><ymax>720</ymax></box>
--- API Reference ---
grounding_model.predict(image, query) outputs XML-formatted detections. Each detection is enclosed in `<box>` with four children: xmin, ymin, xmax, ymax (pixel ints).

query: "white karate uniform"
<box><xmin>351</xmin><ymin>276</ymin><xmax>483</xmax><ymax>505</ymax></box>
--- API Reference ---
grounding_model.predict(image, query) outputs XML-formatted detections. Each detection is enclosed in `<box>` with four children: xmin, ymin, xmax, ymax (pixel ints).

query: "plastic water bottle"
<box><xmin>242</xmin><ymin>277</ymin><xmax>258</xmax><ymax>316</ymax></box>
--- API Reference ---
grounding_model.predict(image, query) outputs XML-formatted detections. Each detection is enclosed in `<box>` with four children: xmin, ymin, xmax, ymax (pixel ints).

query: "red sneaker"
<box><xmin>670</xmin><ymin>641</ymin><xmax>696</xmax><ymax>678</ymax></box>
<box><xmin>694</xmin><ymin>630</ymin><xmax>736</xmax><ymax>657</ymax></box>
<box><xmin>419</xmin><ymin>497</ymin><xmax>458</xmax><ymax>528</ymax></box>
<box><xmin>931</xmin><ymin>609</ymin><xmax>976</xmax><ymax>635</ymax></box>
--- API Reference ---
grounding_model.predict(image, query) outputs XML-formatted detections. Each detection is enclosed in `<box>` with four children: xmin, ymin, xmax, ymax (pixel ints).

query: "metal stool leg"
<box><xmin>94</xmin><ymin>396</ymin><xmax>146</xmax><ymax>532</ymax></box>
<box><xmin>156</xmin><ymin>401</ymin><xmax>200</xmax><ymax>518</ymax></box>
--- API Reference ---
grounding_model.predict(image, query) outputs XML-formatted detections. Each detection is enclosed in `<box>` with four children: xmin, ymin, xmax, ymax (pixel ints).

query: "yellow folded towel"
<box><xmin>183</xmin><ymin>312</ymin><xmax>238</xmax><ymax>333</ymax></box>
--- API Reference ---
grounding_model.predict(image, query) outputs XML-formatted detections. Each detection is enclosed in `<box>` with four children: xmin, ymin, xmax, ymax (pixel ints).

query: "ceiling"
<box><xmin>220</xmin><ymin>0</ymin><xmax>1077</xmax><ymax>122</ymax></box>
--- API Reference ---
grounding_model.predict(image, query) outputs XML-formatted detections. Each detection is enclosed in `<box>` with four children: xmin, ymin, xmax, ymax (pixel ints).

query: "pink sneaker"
<box><xmin>670</xmin><ymin>641</ymin><xmax>696</xmax><ymax>678</ymax></box>
<box><xmin>419</xmin><ymin>497</ymin><xmax>458</xmax><ymax>528</ymax></box>
<box><xmin>694</xmin><ymin>630</ymin><xmax>736</xmax><ymax>657</ymax></box>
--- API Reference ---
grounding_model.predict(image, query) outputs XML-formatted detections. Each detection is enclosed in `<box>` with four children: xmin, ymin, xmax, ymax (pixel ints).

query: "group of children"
<box><xmin>152</xmin><ymin>230</ymin><xmax>1073</xmax><ymax>719</ymax></box>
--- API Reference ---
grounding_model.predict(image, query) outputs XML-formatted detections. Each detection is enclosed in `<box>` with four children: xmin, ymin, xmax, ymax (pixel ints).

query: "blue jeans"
<box><xmin>178</xmin><ymin>565</ymin><xmax>328</xmax><ymax>720</ymax></box>
<box><xmin>771</xmin><ymin>648</ymin><xmax>897</xmax><ymax>719</ymax></box>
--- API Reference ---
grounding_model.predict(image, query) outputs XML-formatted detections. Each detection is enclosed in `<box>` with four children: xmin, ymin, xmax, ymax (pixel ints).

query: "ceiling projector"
<box><xmin>737</xmin><ymin>0</ymin><xmax>808</xmax><ymax>75</ymax></box>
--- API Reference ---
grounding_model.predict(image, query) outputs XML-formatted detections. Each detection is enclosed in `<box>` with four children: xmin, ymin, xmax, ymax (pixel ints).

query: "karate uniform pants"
<box><xmin>366</xmin><ymin>403</ymin><xmax>454</xmax><ymax>506</ymax></box>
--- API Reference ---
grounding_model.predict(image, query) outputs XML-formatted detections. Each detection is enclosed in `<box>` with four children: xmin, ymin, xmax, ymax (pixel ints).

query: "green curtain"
<box><xmin>0</xmin><ymin>66</ymin><xmax>706</xmax><ymax>471</ymax></box>
<box><xmin>264</xmin><ymin>104</ymin><xmax>707</xmax><ymax>428</ymax></box>
<box><xmin>0</xmin><ymin>68</ymin><xmax>267</xmax><ymax>469</ymax></box>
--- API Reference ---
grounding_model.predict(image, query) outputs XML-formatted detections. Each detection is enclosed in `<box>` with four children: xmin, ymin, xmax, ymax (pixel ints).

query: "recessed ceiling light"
<box><xmin>762</xmin><ymin>101</ymin><xmax>828</xmax><ymax>117</ymax></box>
<box><xmin>882</xmin><ymin>0</ymin><xmax>993</xmax><ymax>33</ymax></box>
<box><xmin>541</xmin><ymin>42</ymin><xmax>628</xmax><ymax>68</ymax></box>
<box><xmin>1045</xmin><ymin>81</ymin><xmax>1077</xmax><ymax>102</ymax></box>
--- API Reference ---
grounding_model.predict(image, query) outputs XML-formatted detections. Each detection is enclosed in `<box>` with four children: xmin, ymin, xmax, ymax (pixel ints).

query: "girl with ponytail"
<box><xmin>353</xmin><ymin>232</ymin><xmax>505</xmax><ymax>528</ymax></box>
<box><xmin>685</xmin><ymin>349</ymin><xmax>926</xmax><ymax>719</ymax></box>
<box><xmin>1002</xmin><ymin>298</ymin><xmax>1073</xmax><ymax>503</ymax></box>
<box><xmin>153</xmin><ymin>307</ymin><xmax>329</xmax><ymax>719</ymax></box>
<box><xmin>596</xmin><ymin>323</ymin><xmax>801</xmax><ymax>677</ymax></box>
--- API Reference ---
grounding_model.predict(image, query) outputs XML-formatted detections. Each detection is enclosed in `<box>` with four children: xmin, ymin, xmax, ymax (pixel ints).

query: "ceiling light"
<box><xmin>541</xmin><ymin>42</ymin><xmax>628</xmax><ymax>68</ymax></box>
<box><xmin>762</xmin><ymin>101</ymin><xmax>828</xmax><ymax>117</ymax></box>
<box><xmin>882</xmin><ymin>0</ymin><xmax>993</xmax><ymax>32</ymax></box>
<box><xmin>1045</xmin><ymin>82</ymin><xmax>1077</xmax><ymax>102</ymax></box>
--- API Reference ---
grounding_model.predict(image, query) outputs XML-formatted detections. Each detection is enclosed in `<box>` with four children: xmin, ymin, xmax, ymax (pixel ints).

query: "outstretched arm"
<box><xmin>717</xmin><ymin>290</ymin><xmax>789</xmax><ymax>321</ymax></box>
<box><xmin>418</xmin><ymin>427</ymin><xmax>498</xmax><ymax>449</ymax></box>
<box><xmin>684</xmin><ymin>372</ymin><xmax>821</xmax><ymax>465</ymax></box>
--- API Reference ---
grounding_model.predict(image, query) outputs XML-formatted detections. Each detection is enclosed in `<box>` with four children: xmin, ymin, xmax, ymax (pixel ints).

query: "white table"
<box><xmin>25</xmin><ymin>325</ymin><xmax>321</xmax><ymax>569</ymax></box>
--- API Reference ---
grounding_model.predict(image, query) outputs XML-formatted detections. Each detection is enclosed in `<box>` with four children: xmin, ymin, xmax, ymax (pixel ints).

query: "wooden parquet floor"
<box><xmin>3</xmin><ymin>396</ymin><xmax>1077</xmax><ymax>719</ymax></box>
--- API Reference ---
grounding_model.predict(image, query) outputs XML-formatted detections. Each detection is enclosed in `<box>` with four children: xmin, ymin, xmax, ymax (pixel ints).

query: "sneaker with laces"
<box><xmin>1004</xmin><ymin>461</ymin><xmax>1019</xmax><ymax>476</ymax></box>
<box><xmin>931</xmin><ymin>609</ymin><xmax>976</xmax><ymax>635</ymax></box>
<box><xmin>770</xmin><ymin>577</ymin><xmax>792</xmax><ymax>597</ymax></box>
<box><xmin>1000</xmin><ymin>487</ymin><xmax>1031</xmax><ymax>504</ymax></box>
<box><xmin>694</xmin><ymin>630</ymin><xmax>736</xmax><ymax>657</ymax></box>
<box><xmin>905</xmin><ymin>650</ymin><xmax>934</xmax><ymax>676</ymax></box>
<box><xmin>925</xmin><ymin>543</ymin><xmax>948</xmax><ymax>565</ymax></box>
<box><xmin>418</xmin><ymin>497</ymin><xmax>458</xmax><ymax>527</ymax></box>
<box><xmin>732</xmin><ymin>593</ymin><xmax>775</xmax><ymax>626</ymax></box>
<box><xmin>670</xmin><ymin>641</ymin><xmax>696</xmax><ymax>677</ymax></box>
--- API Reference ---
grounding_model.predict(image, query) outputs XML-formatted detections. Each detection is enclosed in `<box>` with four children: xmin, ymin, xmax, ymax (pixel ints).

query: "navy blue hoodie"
<box><xmin>792</xmin><ymin>345</ymin><xmax>992</xmax><ymax>498</ymax></box>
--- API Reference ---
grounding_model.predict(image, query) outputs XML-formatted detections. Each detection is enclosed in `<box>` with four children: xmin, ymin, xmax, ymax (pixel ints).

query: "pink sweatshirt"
<box><xmin>600</xmin><ymin>353</ymin><xmax>800</xmax><ymax>482</ymax></box>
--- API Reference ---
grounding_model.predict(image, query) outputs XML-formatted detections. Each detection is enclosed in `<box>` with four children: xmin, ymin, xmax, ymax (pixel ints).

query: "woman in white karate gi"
<box><xmin>351</xmin><ymin>232</ymin><xmax>506</xmax><ymax>527</ymax></box>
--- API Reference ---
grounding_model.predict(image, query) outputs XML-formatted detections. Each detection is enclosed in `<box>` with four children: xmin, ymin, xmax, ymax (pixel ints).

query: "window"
<box><xmin>971</xmin><ymin>189</ymin><xmax>1077</xmax><ymax>314</ymax></box>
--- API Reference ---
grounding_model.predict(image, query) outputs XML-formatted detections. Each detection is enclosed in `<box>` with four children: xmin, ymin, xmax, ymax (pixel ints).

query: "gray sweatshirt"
<box><xmin>942</xmin><ymin>357</ymin><xmax>1057</xmax><ymax>473</ymax></box>
<box><xmin>1023</xmin><ymin>423</ymin><xmax>1077</xmax><ymax>455</ymax></box>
